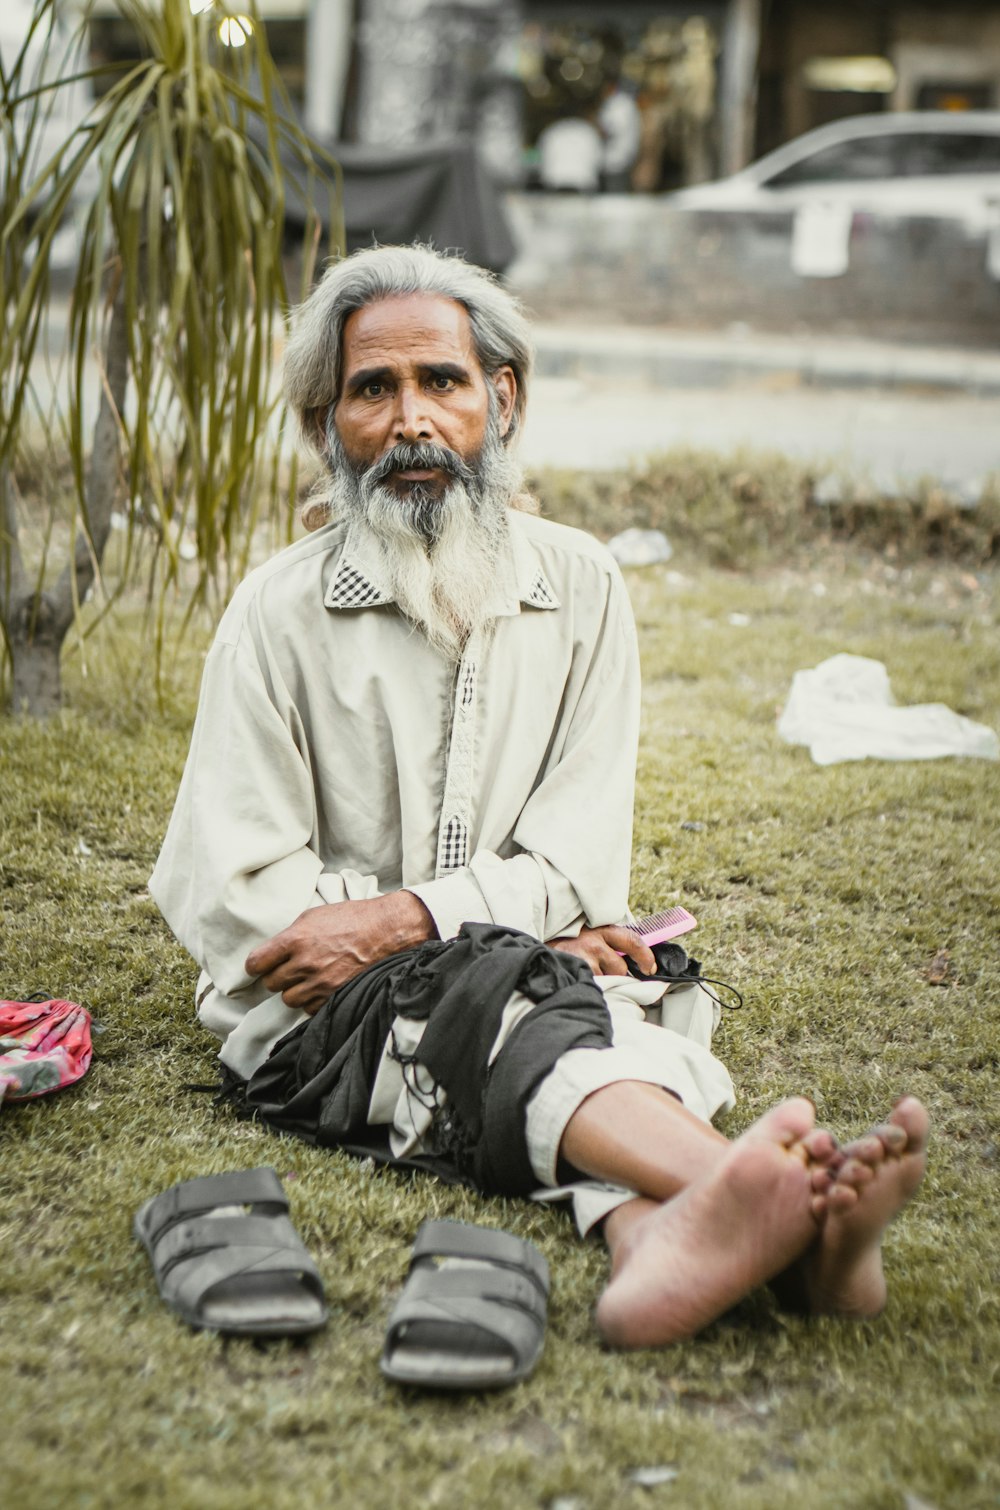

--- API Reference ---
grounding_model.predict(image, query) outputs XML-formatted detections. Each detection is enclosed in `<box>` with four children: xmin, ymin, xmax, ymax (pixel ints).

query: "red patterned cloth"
<box><xmin>0</xmin><ymin>998</ymin><xmax>94</xmax><ymax>1106</ymax></box>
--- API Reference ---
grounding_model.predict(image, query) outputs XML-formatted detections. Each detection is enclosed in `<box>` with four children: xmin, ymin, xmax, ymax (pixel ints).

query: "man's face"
<box><xmin>332</xmin><ymin>293</ymin><xmax>516</xmax><ymax>500</ymax></box>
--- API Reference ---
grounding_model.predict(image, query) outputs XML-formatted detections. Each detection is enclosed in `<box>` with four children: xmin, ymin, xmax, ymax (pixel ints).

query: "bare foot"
<box><xmin>596</xmin><ymin>1098</ymin><xmax>827</xmax><ymax>1348</ymax></box>
<box><xmin>794</xmin><ymin>1095</ymin><xmax>929</xmax><ymax>1319</ymax></box>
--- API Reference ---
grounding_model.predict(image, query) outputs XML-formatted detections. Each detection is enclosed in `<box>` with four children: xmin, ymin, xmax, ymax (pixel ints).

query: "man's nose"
<box><xmin>393</xmin><ymin>384</ymin><xmax>433</xmax><ymax>443</ymax></box>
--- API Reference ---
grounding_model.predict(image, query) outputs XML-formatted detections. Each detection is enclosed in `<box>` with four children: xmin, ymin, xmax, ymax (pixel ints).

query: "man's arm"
<box><xmin>550</xmin><ymin>924</ymin><xmax>656</xmax><ymax>978</ymax></box>
<box><xmin>149</xmin><ymin>619</ymin><xmax>403</xmax><ymax>1005</ymax></box>
<box><xmin>244</xmin><ymin>890</ymin><xmax>436</xmax><ymax>1014</ymax></box>
<box><xmin>244</xmin><ymin>911</ymin><xmax>658</xmax><ymax>1016</ymax></box>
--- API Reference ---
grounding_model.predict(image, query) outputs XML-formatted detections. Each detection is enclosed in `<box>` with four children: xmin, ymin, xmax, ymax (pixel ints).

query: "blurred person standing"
<box><xmin>598</xmin><ymin>79</ymin><xmax>642</xmax><ymax>192</ymax></box>
<box><xmin>537</xmin><ymin>113</ymin><xmax>603</xmax><ymax>192</ymax></box>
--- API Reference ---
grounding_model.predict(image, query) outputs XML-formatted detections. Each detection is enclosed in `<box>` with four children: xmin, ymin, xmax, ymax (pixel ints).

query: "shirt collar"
<box><xmin>324</xmin><ymin>523</ymin><xmax>394</xmax><ymax>610</ymax></box>
<box><xmin>324</xmin><ymin>515</ymin><xmax>561</xmax><ymax>615</ymax></box>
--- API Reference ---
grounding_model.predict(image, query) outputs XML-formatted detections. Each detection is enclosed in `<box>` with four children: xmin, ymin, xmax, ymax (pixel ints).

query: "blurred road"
<box><xmin>522</xmin><ymin>374</ymin><xmax>1000</xmax><ymax>490</ymax></box>
<box><xmin>521</xmin><ymin>323</ymin><xmax>1000</xmax><ymax>489</ymax></box>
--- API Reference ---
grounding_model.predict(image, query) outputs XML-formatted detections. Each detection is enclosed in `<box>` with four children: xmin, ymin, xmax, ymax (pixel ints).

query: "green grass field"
<box><xmin>2</xmin><ymin>486</ymin><xmax>998</xmax><ymax>1509</ymax></box>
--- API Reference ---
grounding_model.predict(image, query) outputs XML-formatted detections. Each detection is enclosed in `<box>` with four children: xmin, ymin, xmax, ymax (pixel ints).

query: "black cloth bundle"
<box><xmin>242</xmin><ymin>923</ymin><xmax>612</xmax><ymax>1196</ymax></box>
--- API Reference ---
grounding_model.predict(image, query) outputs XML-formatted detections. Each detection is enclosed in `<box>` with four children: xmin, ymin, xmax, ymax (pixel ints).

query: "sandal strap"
<box><xmin>400</xmin><ymin>1265</ymin><xmax>547</xmax><ymax>1322</ymax></box>
<box><xmin>385</xmin><ymin>1267</ymin><xmax>545</xmax><ymax>1367</ymax></box>
<box><xmin>150</xmin><ymin>1214</ymin><xmax>309</xmax><ymax>1279</ymax></box>
<box><xmin>164</xmin><ymin>1236</ymin><xmax>326</xmax><ymax>1318</ymax></box>
<box><xmin>411</xmin><ymin>1220</ymin><xmax>550</xmax><ymax>1298</ymax></box>
<box><xmin>141</xmin><ymin>1167</ymin><xmax>288</xmax><ymax>1241</ymax></box>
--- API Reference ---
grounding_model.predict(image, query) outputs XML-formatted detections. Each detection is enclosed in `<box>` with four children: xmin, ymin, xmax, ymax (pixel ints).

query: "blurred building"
<box><xmin>757</xmin><ymin>0</ymin><xmax>1000</xmax><ymax>156</ymax></box>
<box><xmin>82</xmin><ymin>0</ymin><xmax>1000</xmax><ymax>188</ymax></box>
<box><xmin>340</xmin><ymin>1</ymin><xmax>739</xmax><ymax>191</ymax></box>
<box><xmin>71</xmin><ymin>0</ymin><xmax>1000</xmax><ymax>336</ymax></box>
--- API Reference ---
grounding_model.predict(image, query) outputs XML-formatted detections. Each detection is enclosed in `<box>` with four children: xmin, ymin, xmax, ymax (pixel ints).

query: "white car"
<box><xmin>669</xmin><ymin>112</ymin><xmax>1000</xmax><ymax>229</ymax></box>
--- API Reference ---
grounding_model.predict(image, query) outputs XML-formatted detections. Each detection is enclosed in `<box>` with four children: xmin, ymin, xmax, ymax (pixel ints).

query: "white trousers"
<box><xmin>367</xmin><ymin>974</ymin><xmax>736</xmax><ymax>1234</ymax></box>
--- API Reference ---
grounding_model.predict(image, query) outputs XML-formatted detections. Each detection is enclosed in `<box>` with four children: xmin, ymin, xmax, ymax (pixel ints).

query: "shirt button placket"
<box><xmin>435</xmin><ymin>634</ymin><xmax>480</xmax><ymax>877</ymax></box>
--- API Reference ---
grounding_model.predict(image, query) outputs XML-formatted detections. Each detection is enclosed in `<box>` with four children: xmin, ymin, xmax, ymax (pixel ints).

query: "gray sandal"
<box><xmin>134</xmin><ymin>1167</ymin><xmax>328</xmax><ymax>1337</ymax></box>
<box><xmin>381</xmin><ymin>1220</ymin><xmax>549</xmax><ymax>1390</ymax></box>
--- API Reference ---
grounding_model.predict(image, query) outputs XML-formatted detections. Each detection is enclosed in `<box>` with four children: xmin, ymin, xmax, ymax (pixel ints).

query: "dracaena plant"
<box><xmin>1</xmin><ymin>0</ymin><xmax>339</xmax><ymax>714</ymax></box>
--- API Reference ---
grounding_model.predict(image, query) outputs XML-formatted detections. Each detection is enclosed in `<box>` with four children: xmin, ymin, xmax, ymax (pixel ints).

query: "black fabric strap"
<box><xmin>240</xmin><ymin>924</ymin><xmax>613</xmax><ymax>1197</ymax></box>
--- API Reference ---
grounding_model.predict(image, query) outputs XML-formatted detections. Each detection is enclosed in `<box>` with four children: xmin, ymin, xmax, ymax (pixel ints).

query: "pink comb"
<box><xmin>631</xmin><ymin>906</ymin><xmax>697</xmax><ymax>945</ymax></box>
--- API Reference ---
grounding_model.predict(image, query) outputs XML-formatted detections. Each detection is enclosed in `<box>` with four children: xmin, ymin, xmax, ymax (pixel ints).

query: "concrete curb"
<box><xmin>531</xmin><ymin>322</ymin><xmax>1000</xmax><ymax>396</ymax></box>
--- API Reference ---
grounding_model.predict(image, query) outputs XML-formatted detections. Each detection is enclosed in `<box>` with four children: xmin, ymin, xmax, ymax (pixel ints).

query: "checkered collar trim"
<box><xmin>499</xmin><ymin>520</ymin><xmax>562</xmax><ymax>614</ymax></box>
<box><xmin>323</xmin><ymin>520</ymin><xmax>561</xmax><ymax>614</ymax></box>
<box><xmin>523</xmin><ymin>569</ymin><xmax>559</xmax><ymax>610</ymax></box>
<box><xmin>324</xmin><ymin>528</ymin><xmax>393</xmax><ymax>610</ymax></box>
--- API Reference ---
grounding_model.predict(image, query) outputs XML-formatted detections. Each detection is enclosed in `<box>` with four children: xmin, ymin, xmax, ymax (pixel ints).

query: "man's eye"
<box><xmin>430</xmin><ymin>375</ymin><xmax>456</xmax><ymax>391</ymax></box>
<box><xmin>362</xmin><ymin>382</ymin><xmax>384</xmax><ymax>398</ymax></box>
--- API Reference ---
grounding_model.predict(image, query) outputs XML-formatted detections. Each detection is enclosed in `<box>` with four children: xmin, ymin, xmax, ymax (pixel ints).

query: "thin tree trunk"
<box><xmin>9</xmin><ymin>607</ymin><xmax>65</xmax><ymax>716</ymax></box>
<box><xmin>54</xmin><ymin>279</ymin><xmax>130</xmax><ymax>633</ymax></box>
<box><xmin>2</xmin><ymin>282</ymin><xmax>129</xmax><ymax>716</ymax></box>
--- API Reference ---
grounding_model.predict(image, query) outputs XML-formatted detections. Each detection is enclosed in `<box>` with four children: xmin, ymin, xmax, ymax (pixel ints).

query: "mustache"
<box><xmin>361</xmin><ymin>441</ymin><xmax>477</xmax><ymax>489</ymax></box>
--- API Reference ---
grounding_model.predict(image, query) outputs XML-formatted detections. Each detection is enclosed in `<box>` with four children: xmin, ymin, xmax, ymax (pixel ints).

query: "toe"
<box><xmin>844</xmin><ymin>1133</ymin><xmax>889</xmax><ymax>1166</ymax></box>
<box><xmin>826</xmin><ymin>1182</ymin><xmax>859</xmax><ymax>1215</ymax></box>
<box><xmin>889</xmin><ymin>1096</ymin><xmax>931</xmax><ymax>1154</ymax></box>
<box><xmin>756</xmin><ymin>1096</ymin><xmax>817</xmax><ymax>1147</ymax></box>
<box><xmin>836</xmin><ymin>1157</ymin><xmax>875</xmax><ymax>1188</ymax></box>
<box><xmin>871</xmin><ymin>1122</ymin><xmax>908</xmax><ymax>1155</ymax></box>
<box><xmin>801</xmin><ymin>1128</ymin><xmax>840</xmax><ymax>1165</ymax></box>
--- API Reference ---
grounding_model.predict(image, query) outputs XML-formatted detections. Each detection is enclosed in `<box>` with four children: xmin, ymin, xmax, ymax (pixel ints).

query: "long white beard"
<box><xmin>322</xmin><ymin>414</ymin><xmax>521</xmax><ymax>660</ymax></box>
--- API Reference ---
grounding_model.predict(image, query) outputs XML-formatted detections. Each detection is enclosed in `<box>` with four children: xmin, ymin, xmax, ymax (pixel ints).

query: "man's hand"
<box><xmin>245</xmin><ymin>892</ymin><xmax>436</xmax><ymax>1014</ymax></box>
<box><xmin>549</xmin><ymin>924</ymin><xmax>657</xmax><ymax>979</ymax></box>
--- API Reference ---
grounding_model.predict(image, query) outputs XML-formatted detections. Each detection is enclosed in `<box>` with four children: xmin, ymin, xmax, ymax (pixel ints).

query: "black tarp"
<box><xmin>281</xmin><ymin>134</ymin><xmax>517</xmax><ymax>274</ymax></box>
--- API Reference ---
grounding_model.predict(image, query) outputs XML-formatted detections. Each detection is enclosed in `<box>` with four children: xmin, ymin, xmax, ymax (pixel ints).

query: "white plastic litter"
<box><xmin>606</xmin><ymin>528</ymin><xmax>673</xmax><ymax>567</ymax></box>
<box><xmin>777</xmin><ymin>653</ymin><xmax>1000</xmax><ymax>766</ymax></box>
<box><xmin>791</xmin><ymin>201</ymin><xmax>852</xmax><ymax>278</ymax></box>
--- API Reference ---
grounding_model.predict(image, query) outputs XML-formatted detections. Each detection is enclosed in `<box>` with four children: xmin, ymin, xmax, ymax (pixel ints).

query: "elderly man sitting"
<box><xmin>151</xmin><ymin>244</ymin><xmax>927</xmax><ymax>1354</ymax></box>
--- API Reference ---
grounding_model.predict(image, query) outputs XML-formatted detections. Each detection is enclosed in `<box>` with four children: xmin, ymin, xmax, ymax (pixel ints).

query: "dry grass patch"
<box><xmin>529</xmin><ymin>450</ymin><xmax>1000</xmax><ymax>568</ymax></box>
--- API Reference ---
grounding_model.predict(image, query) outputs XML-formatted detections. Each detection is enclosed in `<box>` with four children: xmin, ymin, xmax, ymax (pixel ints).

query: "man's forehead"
<box><xmin>341</xmin><ymin>292</ymin><xmax>480</xmax><ymax>372</ymax></box>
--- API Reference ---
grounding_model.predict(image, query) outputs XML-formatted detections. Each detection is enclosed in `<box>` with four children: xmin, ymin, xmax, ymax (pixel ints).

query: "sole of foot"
<box><xmin>596</xmin><ymin>1097</ymin><xmax>827</xmax><ymax>1349</ymax></box>
<box><xmin>798</xmin><ymin>1095</ymin><xmax>929</xmax><ymax>1319</ymax></box>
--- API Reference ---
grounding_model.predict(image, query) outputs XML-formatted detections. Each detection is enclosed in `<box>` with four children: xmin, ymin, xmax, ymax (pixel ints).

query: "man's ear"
<box><xmin>492</xmin><ymin>367</ymin><xmax>516</xmax><ymax>437</ymax></box>
<box><xmin>309</xmin><ymin>404</ymin><xmax>333</xmax><ymax>454</ymax></box>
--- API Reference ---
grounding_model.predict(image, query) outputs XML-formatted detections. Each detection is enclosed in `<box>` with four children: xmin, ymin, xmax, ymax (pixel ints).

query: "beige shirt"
<box><xmin>149</xmin><ymin>510</ymin><xmax>641</xmax><ymax>1078</ymax></box>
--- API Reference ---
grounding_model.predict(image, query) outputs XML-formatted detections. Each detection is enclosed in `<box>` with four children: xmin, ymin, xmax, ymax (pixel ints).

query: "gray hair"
<box><xmin>283</xmin><ymin>244</ymin><xmax>533</xmax><ymax>455</ymax></box>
